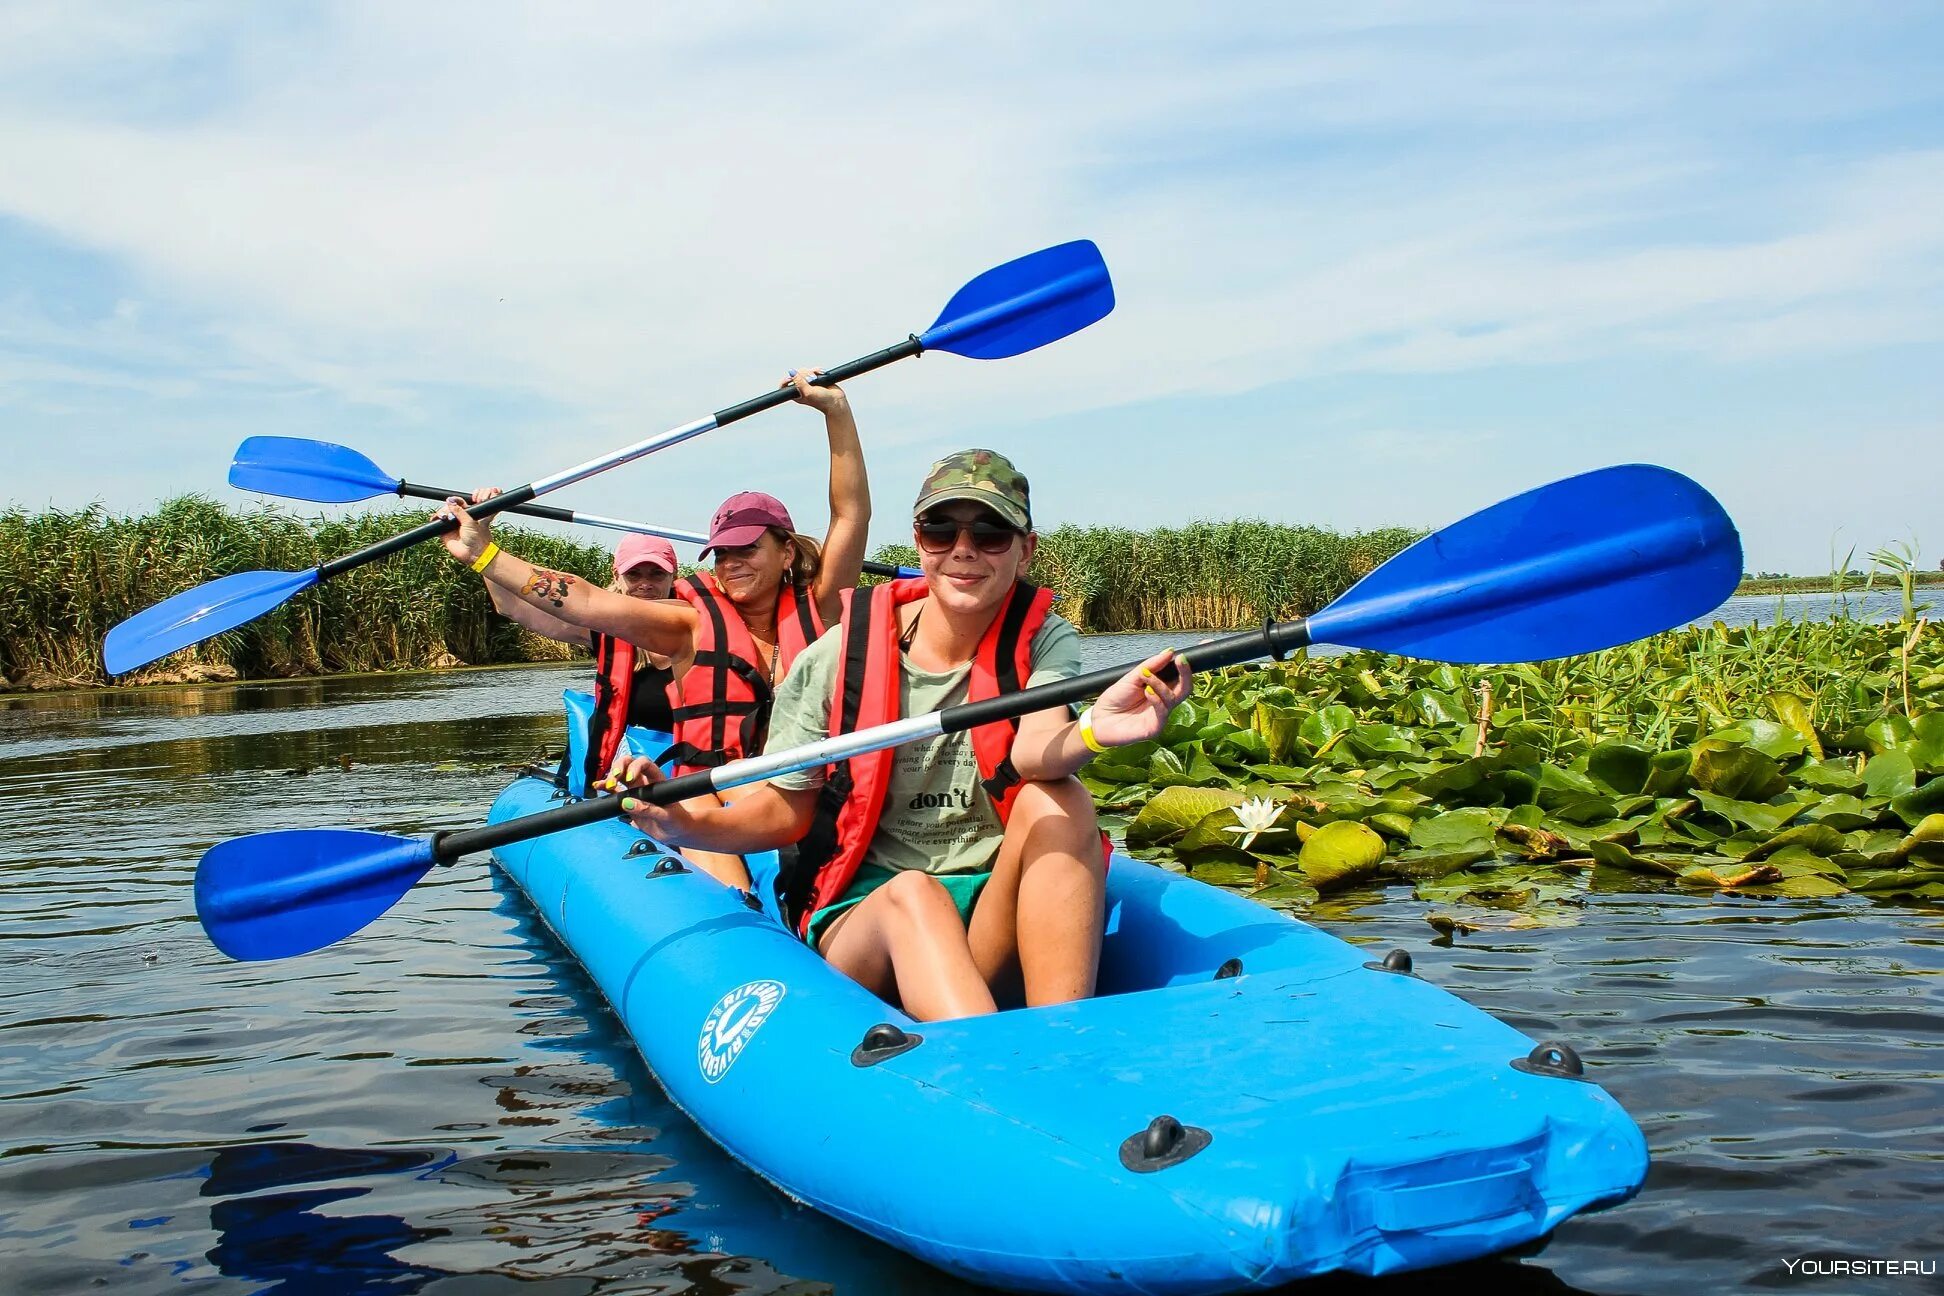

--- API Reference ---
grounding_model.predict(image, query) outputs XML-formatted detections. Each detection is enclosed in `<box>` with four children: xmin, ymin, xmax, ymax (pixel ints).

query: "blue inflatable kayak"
<box><xmin>488</xmin><ymin>763</ymin><xmax>1647</xmax><ymax>1294</ymax></box>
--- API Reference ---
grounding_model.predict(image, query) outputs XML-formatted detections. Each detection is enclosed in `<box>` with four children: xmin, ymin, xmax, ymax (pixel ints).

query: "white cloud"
<box><xmin>0</xmin><ymin>3</ymin><xmax>1937</xmax><ymax>571</ymax></box>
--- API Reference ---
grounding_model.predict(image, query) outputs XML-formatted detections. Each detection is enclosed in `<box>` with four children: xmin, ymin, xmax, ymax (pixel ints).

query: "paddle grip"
<box><xmin>711</xmin><ymin>336</ymin><xmax>924</xmax><ymax>427</ymax></box>
<box><xmin>317</xmin><ymin>485</ymin><xmax>540</xmax><ymax>578</ymax></box>
<box><xmin>395</xmin><ymin>481</ymin><xmax>579</xmax><ymax>525</ymax></box>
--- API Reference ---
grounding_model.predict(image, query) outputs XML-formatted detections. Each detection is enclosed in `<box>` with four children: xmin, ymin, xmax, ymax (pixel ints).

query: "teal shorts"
<box><xmin>806</xmin><ymin>864</ymin><xmax>993</xmax><ymax>948</ymax></box>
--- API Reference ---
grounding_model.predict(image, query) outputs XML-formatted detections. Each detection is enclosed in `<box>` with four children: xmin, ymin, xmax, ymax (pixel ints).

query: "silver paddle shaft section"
<box><xmin>528</xmin><ymin>416</ymin><xmax>720</xmax><ymax>496</ymax></box>
<box><xmin>567</xmin><ymin>513</ymin><xmax>707</xmax><ymax>544</ymax></box>
<box><xmin>702</xmin><ymin>714</ymin><xmax>946</xmax><ymax>796</ymax></box>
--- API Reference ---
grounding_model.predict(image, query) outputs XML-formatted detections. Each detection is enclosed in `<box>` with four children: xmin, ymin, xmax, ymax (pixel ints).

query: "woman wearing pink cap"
<box><xmin>454</xmin><ymin>490</ymin><xmax>681</xmax><ymax>778</ymax></box>
<box><xmin>438</xmin><ymin>369</ymin><xmax>872</xmax><ymax>884</ymax></box>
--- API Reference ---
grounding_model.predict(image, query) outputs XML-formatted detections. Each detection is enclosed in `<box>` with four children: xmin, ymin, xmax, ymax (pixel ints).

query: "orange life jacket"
<box><xmin>784</xmin><ymin>576</ymin><xmax>1101</xmax><ymax>936</ymax></box>
<box><xmin>662</xmin><ymin>572</ymin><xmax>824</xmax><ymax>775</ymax></box>
<box><xmin>584</xmin><ymin>631</ymin><xmax>675</xmax><ymax>790</ymax></box>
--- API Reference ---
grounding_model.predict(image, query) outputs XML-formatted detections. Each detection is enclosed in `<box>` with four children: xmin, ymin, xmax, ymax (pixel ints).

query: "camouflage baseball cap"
<box><xmin>912</xmin><ymin>448</ymin><xmax>1032</xmax><ymax>530</ymax></box>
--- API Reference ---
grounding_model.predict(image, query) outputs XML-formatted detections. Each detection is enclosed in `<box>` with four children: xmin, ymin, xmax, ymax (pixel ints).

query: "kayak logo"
<box><xmin>698</xmin><ymin>979</ymin><xmax>784</xmax><ymax>1084</ymax></box>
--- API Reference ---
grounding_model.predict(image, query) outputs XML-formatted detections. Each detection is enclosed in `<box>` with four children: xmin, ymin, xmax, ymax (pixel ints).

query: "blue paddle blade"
<box><xmin>1306</xmin><ymin>464</ymin><xmax>1742</xmax><ymax>663</ymax></box>
<box><xmin>197</xmin><ymin>829</ymin><xmax>438</xmax><ymax>960</ymax></box>
<box><xmin>919</xmin><ymin>239</ymin><xmax>1114</xmax><ymax>359</ymax></box>
<box><xmin>103</xmin><ymin>567</ymin><xmax>319</xmax><ymax>675</ymax></box>
<box><xmin>229</xmin><ymin>435</ymin><xmax>401</xmax><ymax>503</ymax></box>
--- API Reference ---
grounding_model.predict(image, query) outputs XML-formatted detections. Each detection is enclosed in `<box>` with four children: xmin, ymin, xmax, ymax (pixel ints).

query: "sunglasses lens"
<box><xmin>916</xmin><ymin>515</ymin><xmax>1019</xmax><ymax>554</ymax></box>
<box><xmin>915</xmin><ymin>523</ymin><xmax>959</xmax><ymax>552</ymax></box>
<box><xmin>969</xmin><ymin>523</ymin><xmax>1017</xmax><ymax>552</ymax></box>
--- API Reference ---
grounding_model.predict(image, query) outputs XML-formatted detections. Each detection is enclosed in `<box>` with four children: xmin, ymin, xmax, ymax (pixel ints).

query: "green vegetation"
<box><xmin>0</xmin><ymin>497</ymin><xmax>613</xmax><ymax>688</ymax></box>
<box><xmin>877</xmin><ymin>520</ymin><xmax>1424</xmax><ymax>631</ymax></box>
<box><xmin>1086</xmin><ymin>615</ymin><xmax>1944</xmax><ymax>925</ymax></box>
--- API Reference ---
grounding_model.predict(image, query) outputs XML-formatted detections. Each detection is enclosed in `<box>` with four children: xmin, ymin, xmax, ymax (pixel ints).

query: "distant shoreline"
<box><xmin>1735</xmin><ymin>573</ymin><xmax>1944</xmax><ymax>596</ymax></box>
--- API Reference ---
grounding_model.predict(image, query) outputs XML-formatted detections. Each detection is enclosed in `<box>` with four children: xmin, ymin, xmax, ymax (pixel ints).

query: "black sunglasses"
<box><xmin>914</xmin><ymin>513</ymin><xmax>1022</xmax><ymax>555</ymax></box>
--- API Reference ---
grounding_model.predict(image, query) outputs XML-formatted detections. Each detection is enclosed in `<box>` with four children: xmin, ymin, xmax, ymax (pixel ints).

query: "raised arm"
<box><xmin>782</xmin><ymin>368</ymin><xmax>871</xmax><ymax>624</ymax></box>
<box><xmin>453</xmin><ymin>486</ymin><xmax>594</xmax><ymax>647</ymax></box>
<box><xmin>436</xmin><ymin>498</ymin><xmax>699</xmax><ymax>659</ymax></box>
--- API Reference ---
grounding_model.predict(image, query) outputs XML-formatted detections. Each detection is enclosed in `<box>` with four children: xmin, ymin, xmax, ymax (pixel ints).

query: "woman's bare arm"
<box><xmin>437</xmin><ymin>498</ymin><xmax>699</xmax><ymax>657</ymax></box>
<box><xmin>782</xmin><ymin>369</ymin><xmax>871</xmax><ymax>624</ymax></box>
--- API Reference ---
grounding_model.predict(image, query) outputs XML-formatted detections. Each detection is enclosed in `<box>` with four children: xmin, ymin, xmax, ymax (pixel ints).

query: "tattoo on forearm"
<box><xmin>521</xmin><ymin>568</ymin><xmax>576</xmax><ymax>609</ymax></box>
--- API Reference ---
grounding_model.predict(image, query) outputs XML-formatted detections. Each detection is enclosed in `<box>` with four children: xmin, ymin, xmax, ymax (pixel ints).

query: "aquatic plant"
<box><xmin>1086</xmin><ymin>618</ymin><xmax>1944</xmax><ymax>926</ymax></box>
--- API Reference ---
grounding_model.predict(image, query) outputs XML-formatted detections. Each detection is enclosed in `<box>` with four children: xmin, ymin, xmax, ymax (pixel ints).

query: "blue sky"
<box><xmin>3</xmin><ymin>3</ymin><xmax>1940</xmax><ymax>574</ymax></box>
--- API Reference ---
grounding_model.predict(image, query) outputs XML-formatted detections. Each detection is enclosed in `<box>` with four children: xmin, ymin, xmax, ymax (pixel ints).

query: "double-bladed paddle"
<box><xmin>105</xmin><ymin>240</ymin><xmax>1114</xmax><ymax>675</ymax></box>
<box><xmin>196</xmin><ymin>462</ymin><xmax>1742</xmax><ymax>961</ymax></box>
<box><xmin>228</xmin><ymin>435</ymin><xmax>920</xmax><ymax>579</ymax></box>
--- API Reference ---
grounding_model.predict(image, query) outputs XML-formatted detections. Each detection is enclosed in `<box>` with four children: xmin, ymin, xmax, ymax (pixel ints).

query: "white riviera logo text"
<box><xmin>698</xmin><ymin>979</ymin><xmax>784</xmax><ymax>1083</ymax></box>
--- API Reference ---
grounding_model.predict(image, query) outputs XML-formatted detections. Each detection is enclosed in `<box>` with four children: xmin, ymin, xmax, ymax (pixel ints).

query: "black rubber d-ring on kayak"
<box><xmin>1510</xmin><ymin>1040</ymin><xmax>1589</xmax><ymax>1082</ymax></box>
<box><xmin>1119</xmin><ymin>1115</ymin><xmax>1212</xmax><ymax>1173</ymax></box>
<box><xmin>852</xmin><ymin>1023</ymin><xmax>923</xmax><ymax>1067</ymax></box>
<box><xmin>1362</xmin><ymin>948</ymin><xmax>1415</xmax><ymax>975</ymax></box>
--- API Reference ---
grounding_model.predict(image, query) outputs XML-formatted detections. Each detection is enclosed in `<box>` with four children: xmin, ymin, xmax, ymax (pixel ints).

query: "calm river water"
<box><xmin>1</xmin><ymin>596</ymin><xmax>1939</xmax><ymax>1293</ymax></box>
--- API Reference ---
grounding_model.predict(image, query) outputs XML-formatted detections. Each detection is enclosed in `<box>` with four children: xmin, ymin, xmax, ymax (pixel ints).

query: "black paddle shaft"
<box><xmin>385</xmin><ymin>480</ymin><xmax>907</xmax><ymax>579</ymax></box>
<box><xmin>316</xmin><ymin>483</ymin><xmax>540</xmax><ymax>579</ymax></box>
<box><xmin>429</xmin><ymin>617</ymin><xmax>1313</xmax><ymax>865</ymax></box>
<box><xmin>711</xmin><ymin>337</ymin><xmax>923</xmax><ymax>426</ymax></box>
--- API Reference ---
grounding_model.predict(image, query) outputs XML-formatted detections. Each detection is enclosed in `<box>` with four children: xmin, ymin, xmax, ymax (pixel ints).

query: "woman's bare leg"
<box><xmin>967</xmin><ymin>777</ymin><xmax>1108</xmax><ymax>1008</ymax></box>
<box><xmin>684</xmin><ymin>847</ymin><xmax>752</xmax><ymax>890</ymax></box>
<box><xmin>818</xmin><ymin>871</ymin><xmax>997</xmax><ymax>1021</ymax></box>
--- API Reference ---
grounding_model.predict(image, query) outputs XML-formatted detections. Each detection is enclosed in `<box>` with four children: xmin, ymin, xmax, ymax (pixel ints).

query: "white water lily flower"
<box><xmin>1221</xmin><ymin>795</ymin><xmax>1286</xmax><ymax>852</ymax></box>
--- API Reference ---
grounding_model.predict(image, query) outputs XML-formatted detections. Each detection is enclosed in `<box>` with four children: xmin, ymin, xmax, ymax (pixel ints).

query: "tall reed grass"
<box><xmin>874</xmin><ymin>522</ymin><xmax>1422</xmax><ymax>631</ymax></box>
<box><xmin>0</xmin><ymin>497</ymin><xmax>612</xmax><ymax>688</ymax></box>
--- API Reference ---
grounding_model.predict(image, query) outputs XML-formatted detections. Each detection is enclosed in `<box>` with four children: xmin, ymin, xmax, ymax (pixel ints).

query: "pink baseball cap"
<box><xmin>701</xmin><ymin>490</ymin><xmax>795</xmax><ymax>556</ymax></box>
<box><xmin>612</xmin><ymin>533</ymin><xmax>678</xmax><ymax>576</ymax></box>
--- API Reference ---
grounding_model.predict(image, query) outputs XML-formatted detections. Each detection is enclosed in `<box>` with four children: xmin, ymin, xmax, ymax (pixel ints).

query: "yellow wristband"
<box><xmin>469</xmin><ymin>541</ymin><xmax>501</xmax><ymax>575</ymax></box>
<box><xmin>1077</xmin><ymin>706</ymin><xmax>1108</xmax><ymax>754</ymax></box>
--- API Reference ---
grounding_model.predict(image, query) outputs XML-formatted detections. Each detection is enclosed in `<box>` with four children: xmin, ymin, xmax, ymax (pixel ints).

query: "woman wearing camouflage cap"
<box><xmin>615</xmin><ymin>449</ymin><xmax>1192</xmax><ymax>1020</ymax></box>
<box><xmin>438</xmin><ymin>367</ymin><xmax>873</xmax><ymax>886</ymax></box>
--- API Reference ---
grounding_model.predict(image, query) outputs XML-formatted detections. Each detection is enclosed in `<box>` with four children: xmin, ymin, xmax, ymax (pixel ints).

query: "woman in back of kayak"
<box><xmin>458</xmin><ymin>510</ymin><xmax>682</xmax><ymax>754</ymax></box>
<box><xmin>614</xmin><ymin>449</ymin><xmax>1191</xmax><ymax>1021</ymax></box>
<box><xmin>438</xmin><ymin>367</ymin><xmax>873</xmax><ymax>887</ymax></box>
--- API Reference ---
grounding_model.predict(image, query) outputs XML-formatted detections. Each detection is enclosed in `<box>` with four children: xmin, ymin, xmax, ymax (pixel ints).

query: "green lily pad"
<box><xmin>1691</xmin><ymin>789</ymin><xmax>1809</xmax><ymax>835</ymax></box>
<box><xmin>1795</xmin><ymin>759</ymin><xmax>1865</xmax><ymax>793</ymax></box>
<box><xmin>1386</xmin><ymin>845</ymin><xmax>1496</xmax><ymax>879</ymax></box>
<box><xmin>1888</xmin><ymin>776</ymin><xmax>1944</xmax><ymax>827</ymax></box>
<box><xmin>1406</xmin><ymin>688</ymin><xmax>1471</xmax><ymax>727</ymax></box>
<box><xmin>1297</xmin><ymin>820</ymin><xmax>1387</xmax><ymax>890</ymax></box>
<box><xmin>1735</xmin><ymin>823</ymin><xmax>1847</xmax><ymax>863</ymax></box>
<box><xmin>1126</xmin><ymin>786</ymin><xmax>1246</xmax><ymax>847</ymax></box>
<box><xmin>1409</xmin><ymin>807</ymin><xmax>1503</xmax><ymax>852</ymax></box>
<box><xmin>1248</xmin><ymin>881</ymin><xmax>1320</xmax><ymax>911</ymax></box>
<box><xmin>1587</xmin><ymin>740</ymin><xmax>1652</xmax><ymax>795</ymax></box>
<box><xmin>1738</xmin><ymin>874</ymin><xmax>1850</xmax><ymax>899</ymax></box>
<box><xmin>1912</xmin><ymin>712</ymin><xmax>1944</xmax><ymax>773</ymax></box>
<box><xmin>1690</xmin><ymin>744</ymin><xmax>1789</xmax><ymax>800</ymax></box>
<box><xmin>1797</xmin><ymin>794</ymin><xmax>1882</xmax><ymax>832</ymax></box>
<box><xmin>1299</xmin><ymin>704</ymin><xmax>1356</xmax><ymax>750</ymax></box>
<box><xmin>1767</xmin><ymin>693</ymin><xmax>1824</xmax><ymax>760</ymax></box>
<box><xmin>1864</xmin><ymin>750</ymin><xmax>1918</xmax><ymax>799</ymax></box>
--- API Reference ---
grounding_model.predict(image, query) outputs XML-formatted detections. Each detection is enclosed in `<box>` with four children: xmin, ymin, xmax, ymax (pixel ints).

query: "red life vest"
<box><xmin>784</xmin><ymin>576</ymin><xmax>1102</xmax><ymax>937</ymax></box>
<box><xmin>663</xmin><ymin>571</ymin><xmax>824</xmax><ymax>775</ymax></box>
<box><xmin>584</xmin><ymin>632</ymin><xmax>675</xmax><ymax>790</ymax></box>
